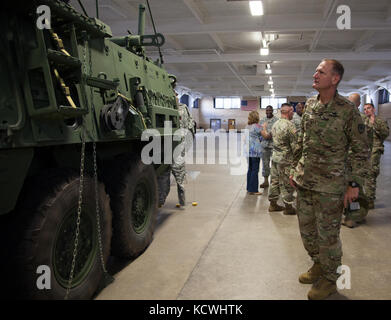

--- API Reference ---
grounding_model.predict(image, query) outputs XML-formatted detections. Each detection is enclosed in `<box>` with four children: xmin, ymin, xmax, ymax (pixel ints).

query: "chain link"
<box><xmin>87</xmin><ymin>35</ymin><xmax>108</xmax><ymax>276</ymax></box>
<box><xmin>65</xmin><ymin>129</ymin><xmax>86</xmax><ymax>300</ymax></box>
<box><xmin>64</xmin><ymin>33</ymin><xmax>111</xmax><ymax>300</ymax></box>
<box><xmin>93</xmin><ymin>142</ymin><xmax>108</xmax><ymax>273</ymax></box>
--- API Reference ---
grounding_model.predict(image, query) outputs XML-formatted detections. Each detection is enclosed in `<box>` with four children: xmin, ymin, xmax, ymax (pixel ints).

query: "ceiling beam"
<box><xmin>155</xmin><ymin>51</ymin><xmax>391</xmax><ymax>64</ymax></box>
<box><xmin>323</xmin><ymin>0</ymin><xmax>335</xmax><ymax>19</ymax></box>
<box><xmin>387</xmin><ymin>4</ymin><xmax>391</xmax><ymax>22</ymax></box>
<box><xmin>182</xmin><ymin>0</ymin><xmax>205</xmax><ymax>24</ymax></box>
<box><xmin>354</xmin><ymin>31</ymin><xmax>377</xmax><ymax>52</ymax></box>
<box><xmin>209</xmin><ymin>32</ymin><xmax>225</xmax><ymax>52</ymax></box>
<box><xmin>165</xmin><ymin>35</ymin><xmax>186</xmax><ymax>50</ymax></box>
<box><xmin>110</xmin><ymin>0</ymin><xmax>138</xmax><ymax>19</ymax></box>
<box><xmin>106</xmin><ymin>12</ymin><xmax>391</xmax><ymax>36</ymax></box>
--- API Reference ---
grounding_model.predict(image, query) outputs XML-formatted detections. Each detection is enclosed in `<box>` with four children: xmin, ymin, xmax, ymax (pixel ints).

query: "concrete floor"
<box><xmin>96</xmin><ymin>136</ymin><xmax>391</xmax><ymax>300</ymax></box>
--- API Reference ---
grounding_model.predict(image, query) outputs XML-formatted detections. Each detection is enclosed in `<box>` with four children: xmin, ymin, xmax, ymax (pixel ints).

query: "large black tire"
<box><xmin>12</xmin><ymin>169</ymin><xmax>112</xmax><ymax>300</ymax></box>
<box><xmin>105</xmin><ymin>154</ymin><xmax>158</xmax><ymax>259</ymax></box>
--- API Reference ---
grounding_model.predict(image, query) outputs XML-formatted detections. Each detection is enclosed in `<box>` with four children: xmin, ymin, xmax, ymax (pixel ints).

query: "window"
<box><xmin>193</xmin><ymin>98</ymin><xmax>200</xmax><ymax>108</ymax></box>
<box><xmin>214</xmin><ymin>97</ymin><xmax>241</xmax><ymax>109</ymax></box>
<box><xmin>260</xmin><ymin>97</ymin><xmax>287</xmax><ymax>109</ymax></box>
<box><xmin>378</xmin><ymin>89</ymin><xmax>390</xmax><ymax>104</ymax></box>
<box><xmin>180</xmin><ymin>94</ymin><xmax>189</xmax><ymax>106</ymax></box>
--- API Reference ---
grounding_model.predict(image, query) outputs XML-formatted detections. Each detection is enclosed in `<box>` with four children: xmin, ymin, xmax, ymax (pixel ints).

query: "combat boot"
<box><xmin>283</xmin><ymin>203</ymin><xmax>296</xmax><ymax>215</ymax></box>
<box><xmin>268</xmin><ymin>200</ymin><xmax>284</xmax><ymax>212</ymax></box>
<box><xmin>299</xmin><ymin>263</ymin><xmax>323</xmax><ymax>284</ymax></box>
<box><xmin>342</xmin><ymin>218</ymin><xmax>357</xmax><ymax>228</ymax></box>
<box><xmin>307</xmin><ymin>277</ymin><xmax>337</xmax><ymax>300</ymax></box>
<box><xmin>259</xmin><ymin>177</ymin><xmax>269</xmax><ymax>188</ymax></box>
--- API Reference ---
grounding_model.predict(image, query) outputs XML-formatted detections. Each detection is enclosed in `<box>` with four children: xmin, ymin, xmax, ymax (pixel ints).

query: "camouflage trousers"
<box><xmin>261</xmin><ymin>148</ymin><xmax>272</xmax><ymax>177</ymax></box>
<box><xmin>157</xmin><ymin>163</ymin><xmax>186</xmax><ymax>206</ymax></box>
<box><xmin>157</xmin><ymin>169</ymin><xmax>171</xmax><ymax>206</ymax></box>
<box><xmin>344</xmin><ymin>185</ymin><xmax>369</xmax><ymax>222</ymax></box>
<box><xmin>365</xmin><ymin>151</ymin><xmax>382</xmax><ymax>201</ymax></box>
<box><xmin>268</xmin><ymin>161</ymin><xmax>295</xmax><ymax>204</ymax></box>
<box><xmin>172</xmin><ymin>161</ymin><xmax>186</xmax><ymax>206</ymax></box>
<box><xmin>296</xmin><ymin>187</ymin><xmax>344</xmax><ymax>282</ymax></box>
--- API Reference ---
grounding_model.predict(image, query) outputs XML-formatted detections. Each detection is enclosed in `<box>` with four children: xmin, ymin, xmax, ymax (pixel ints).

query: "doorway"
<box><xmin>210</xmin><ymin>119</ymin><xmax>221</xmax><ymax>131</ymax></box>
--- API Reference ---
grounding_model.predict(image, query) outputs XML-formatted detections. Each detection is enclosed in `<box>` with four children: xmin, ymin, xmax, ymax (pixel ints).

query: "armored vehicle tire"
<box><xmin>15</xmin><ymin>169</ymin><xmax>112</xmax><ymax>300</ymax></box>
<box><xmin>108</xmin><ymin>155</ymin><xmax>158</xmax><ymax>259</ymax></box>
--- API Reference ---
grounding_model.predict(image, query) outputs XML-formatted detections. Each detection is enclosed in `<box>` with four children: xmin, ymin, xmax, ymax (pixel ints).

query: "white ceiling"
<box><xmin>70</xmin><ymin>0</ymin><xmax>391</xmax><ymax>98</ymax></box>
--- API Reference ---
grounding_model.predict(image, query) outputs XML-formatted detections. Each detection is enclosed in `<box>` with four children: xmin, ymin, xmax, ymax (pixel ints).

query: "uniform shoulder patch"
<box><xmin>358</xmin><ymin>123</ymin><xmax>365</xmax><ymax>134</ymax></box>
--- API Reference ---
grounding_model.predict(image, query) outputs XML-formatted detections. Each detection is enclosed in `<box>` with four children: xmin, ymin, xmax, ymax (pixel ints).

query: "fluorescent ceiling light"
<box><xmin>269</xmin><ymin>76</ymin><xmax>272</xmax><ymax>81</ymax></box>
<box><xmin>265</xmin><ymin>69</ymin><xmax>272</xmax><ymax>74</ymax></box>
<box><xmin>266</xmin><ymin>64</ymin><xmax>271</xmax><ymax>69</ymax></box>
<box><xmin>249</xmin><ymin>1</ymin><xmax>264</xmax><ymax>16</ymax></box>
<box><xmin>271</xmin><ymin>93</ymin><xmax>275</xmax><ymax>97</ymax></box>
<box><xmin>262</xmin><ymin>39</ymin><xmax>267</xmax><ymax>47</ymax></box>
<box><xmin>270</xmin><ymin>88</ymin><xmax>274</xmax><ymax>92</ymax></box>
<box><xmin>268</xmin><ymin>80</ymin><xmax>273</xmax><ymax>85</ymax></box>
<box><xmin>260</xmin><ymin>47</ymin><xmax>269</xmax><ymax>55</ymax></box>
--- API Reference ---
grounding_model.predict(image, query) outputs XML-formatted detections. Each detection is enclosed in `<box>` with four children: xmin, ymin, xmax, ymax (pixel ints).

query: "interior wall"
<box><xmin>199</xmin><ymin>97</ymin><xmax>281</xmax><ymax>131</ymax></box>
<box><xmin>378</xmin><ymin>102</ymin><xmax>391</xmax><ymax>142</ymax></box>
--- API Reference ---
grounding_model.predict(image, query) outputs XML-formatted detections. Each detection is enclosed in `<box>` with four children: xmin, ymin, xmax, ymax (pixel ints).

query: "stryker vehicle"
<box><xmin>0</xmin><ymin>0</ymin><xmax>179</xmax><ymax>299</ymax></box>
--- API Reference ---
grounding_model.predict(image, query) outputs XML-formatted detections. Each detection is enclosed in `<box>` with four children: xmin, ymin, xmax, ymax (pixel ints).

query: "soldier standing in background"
<box><xmin>158</xmin><ymin>89</ymin><xmax>195</xmax><ymax>208</ymax></box>
<box><xmin>292</xmin><ymin>102</ymin><xmax>304</xmax><ymax>133</ymax></box>
<box><xmin>290</xmin><ymin>59</ymin><xmax>368</xmax><ymax>300</ymax></box>
<box><xmin>259</xmin><ymin>105</ymin><xmax>279</xmax><ymax>189</ymax></box>
<box><xmin>363</xmin><ymin>102</ymin><xmax>390</xmax><ymax>209</ymax></box>
<box><xmin>266</xmin><ymin>103</ymin><xmax>297</xmax><ymax>215</ymax></box>
<box><xmin>342</xmin><ymin>93</ymin><xmax>373</xmax><ymax>228</ymax></box>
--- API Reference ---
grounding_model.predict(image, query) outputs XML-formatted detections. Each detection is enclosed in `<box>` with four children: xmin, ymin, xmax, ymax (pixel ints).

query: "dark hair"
<box><xmin>322</xmin><ymin>59</ymin><xmax>344</xmax><ymax>84</ymax></box>
<box><xmin>364</xmin><ymin>103</ymin><xmax>375</xmax><ymax>108</ymax></box>
<box><xmin>281</xmin><ymin>103</ymin><xmax>292</xmax><ymax>108</ymax></box>
<box><xmin>266</xmin><ymin>105</ymin><xmax>273</xmax><ymax>110</ymax></box>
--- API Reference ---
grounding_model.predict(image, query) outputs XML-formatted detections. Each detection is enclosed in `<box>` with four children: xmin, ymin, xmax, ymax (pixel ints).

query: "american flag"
<box><xmin>241</xmin><ymin>99</ymin><xmax>259</xmax><ymax>111</ymax></box>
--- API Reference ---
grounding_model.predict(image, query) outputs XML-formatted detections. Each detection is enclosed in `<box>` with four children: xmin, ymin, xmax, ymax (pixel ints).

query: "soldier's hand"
<box><xmin>289</xmin><ymin>175</ymin><xmax>297</xmax><ymax>189</ymax></box>
<box><xmin>343</xmin><ymin>186</ymin><xmax>359</xmax><ymax>208</ymax></box>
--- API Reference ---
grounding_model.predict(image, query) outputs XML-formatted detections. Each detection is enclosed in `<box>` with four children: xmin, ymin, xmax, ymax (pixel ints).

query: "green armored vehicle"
<box><xmin>0</xmin><ymin>0</ymin><xmax>178</xmax><ymax>299</ymax></box>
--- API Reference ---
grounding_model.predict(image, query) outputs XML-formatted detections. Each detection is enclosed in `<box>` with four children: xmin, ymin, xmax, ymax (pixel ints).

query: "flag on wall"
<box><xmin>241</xmin><ymin>99</ymin><xmax>259</xmax><ymax>111</ymax></box>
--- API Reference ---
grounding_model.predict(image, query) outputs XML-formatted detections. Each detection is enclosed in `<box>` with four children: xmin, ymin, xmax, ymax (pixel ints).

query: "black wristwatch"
<box><xmin>349</xmin><ymin>181</ymin><xmax>360</xmax><ymax>188</ymax></box>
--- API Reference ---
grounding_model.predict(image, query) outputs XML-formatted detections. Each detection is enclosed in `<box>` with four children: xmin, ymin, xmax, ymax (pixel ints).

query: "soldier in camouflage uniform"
<box><xmin>267</xmin><ymin>103</ymin><xmax>297</xmax><ymax>215</ymax></box>
<box><xmin>291</xmin><ymin>102</ymin><xmax>304</xmax><ymax>133</ymax></box>
<box><xmin>259</xmin><ymin>105</ymin><xmax>279</xmax><ymax>188</ymax></box>
<box><xmin>343</xmin><ymin>93</ymin><xmax>373</xmax><ymax>228</ymax></box>
<box><xmin>171</xmin><ymin>101</ymin><xmax>195</xmax><ymax>206</ymax></box>
<box><xmin>363</xmin><ymin>102</ymin><xmax>390</xmax><ymax>209</ymax></box>
<box><xmin>158</xmin><ymin>77</ymin><xmax>195</xmax><ymax>208</ymax></box>
<box><xmin>290</xmin><ymin>59</ymin><xmax>369</xmax><ymax>300</ymax></box>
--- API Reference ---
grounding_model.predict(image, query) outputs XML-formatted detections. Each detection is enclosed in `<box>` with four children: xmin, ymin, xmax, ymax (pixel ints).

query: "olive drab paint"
<box><xmin>1</xmin><ymin>0</ymin><xmax>180</xmax><ymax>299</ymax></box>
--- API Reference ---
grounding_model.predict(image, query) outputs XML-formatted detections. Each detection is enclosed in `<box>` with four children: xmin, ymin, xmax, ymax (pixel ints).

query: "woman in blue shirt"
<box><xmin>245</xmin><ymin>111</ymin><xmax>263</xmax><ymax>195</ymax></box>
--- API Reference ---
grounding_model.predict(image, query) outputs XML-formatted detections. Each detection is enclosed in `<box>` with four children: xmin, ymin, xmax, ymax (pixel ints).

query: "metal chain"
<box><xmin>65</xmin><ymin>129</ymin><xmax>86</xmax><ymax>300</ymax></box>
<box><xmin>93</xmin><ymin>142</ymin><xmax>108</xmax><ymax>273</ymax></box>
<box><xmin>64</xmin><ymin>34</ymin><xmax>89</xmax><ymax>301</ymax></box>
<box><xmin>83</xmin><ymin>37</ymin><xmax>88</xmax><ymax>75</ymax></box>
<box><xmin>88</xmin><ymin>37</ymin><xmax>108</xmax><ymax>276</ymax></box>
<box><xmin>64</xmin><ymin>35</ymin><xmax>110</xmax><ymax>300</ymax></box>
